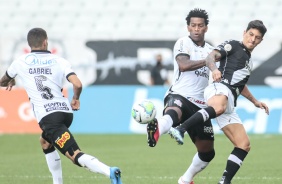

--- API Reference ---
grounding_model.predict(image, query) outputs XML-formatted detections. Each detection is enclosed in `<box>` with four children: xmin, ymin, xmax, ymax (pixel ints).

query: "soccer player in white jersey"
<box><xmin>170</xmin><ymin>20</ymin><xmax>269</xmax><ymax>184</ymax></box>
<box><xmin>146</xmin><ymin>8</ymin><xmax>215</xmax><ymax>184</ymax></box>
<box><xmin>0</xmin><ymin>28</ymin><xmax>122</xmax><ymax>184</ymax></box>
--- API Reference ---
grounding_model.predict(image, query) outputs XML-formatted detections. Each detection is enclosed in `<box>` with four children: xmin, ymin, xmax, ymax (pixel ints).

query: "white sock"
<box><xmin>45</xmin><ymin>150</ymin><xmax>63</xmax><ymax>184</ymax></box>
<box><xmin>78</xmin><ymin>154</ymin><xmax>110</xmax><ymax>177</ymax></box>
<box><xmin>182</xmin><ymin>153</ymin><xmax>209</xmax><ymax>182</ymax></box>
<box><xmin>158</xmin><ymin>114</ymin><xmax>173</xmax><ymax>135</ymax></box>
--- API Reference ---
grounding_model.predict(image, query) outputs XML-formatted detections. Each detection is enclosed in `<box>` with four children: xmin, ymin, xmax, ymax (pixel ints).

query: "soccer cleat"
<box><xmin>178</xmin><ymin>176</ymin><xmax>194</xmax><ymax>184</ymax></box>
<box><xmin>168</xmin><ymin>127</ymin><xmax>184</xmax><ymax>145</ymax></box>
<box><xmin>110</xmin><ymin>167</ymin><xmax>122</xmax><ymax>184</ymax></box>
<box><xmin>146</xmin><ymin>118</ymin><xmax>159</xmax><ymax>147</ymax></box>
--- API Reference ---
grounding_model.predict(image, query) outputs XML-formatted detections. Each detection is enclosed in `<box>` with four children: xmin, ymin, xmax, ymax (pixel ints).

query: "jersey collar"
<box><xmin>189</xmin><ymin>36</ymin><xmax>205</xmax><ymax>47</ymax></box>
<box><xmin>240</xmin><ymin>42</ymin><xmax>251</xmax><ymax>57</ymax></box>
<box><xmin>31</xmin><ymin>50</ymin><xmax>51</xmax><ymax>54</ymax></box>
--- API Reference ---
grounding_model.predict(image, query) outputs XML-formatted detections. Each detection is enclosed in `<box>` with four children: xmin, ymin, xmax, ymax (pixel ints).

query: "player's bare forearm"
<box><xmin>241</xmin><ymin>85</ymin><xmax>256</xmax><ymax>104</ymax></box>
<box><xmin>68</xmin><ymin>74</ymin><xmax>82</xmax><ymax>100</ymax></box>
<box><xmin>73</xmin><ymin>86</ymin><xmax>82</xmax><ymax>100</ymax></box>
<box><xmin>176</xmin><ymin>55</ymin><xmax>206</xmax><ymax>71</ymax></box>
<box><xmin>241</xmin><ymin>85</ymin><xmax>269</xmax><ymax>114</ymax></box>
<box><xmin>0</xmin><ymin>75</ymin><xmax>15</xmax><ymax>90</ymax></box>
<box><xmin>205</xmin><ymin>50</ymin><xmax>220</xmax><ymax>71</ymax></box>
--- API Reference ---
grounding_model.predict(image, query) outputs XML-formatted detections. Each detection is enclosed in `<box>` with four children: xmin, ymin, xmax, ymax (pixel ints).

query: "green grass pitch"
<box><xmin>0</xmin><ymin>134</ymin><xmax>281</xmax><ymax>184</ymax></box>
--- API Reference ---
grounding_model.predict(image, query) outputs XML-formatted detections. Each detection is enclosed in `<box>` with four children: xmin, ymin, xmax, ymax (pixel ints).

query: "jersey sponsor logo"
<box><xmin>56</xmin><ymin>132</ymin><xmax>70</xmax><ymax>148</ymax></box>
<box><xmin>44</xmin><ymin>102</ymin><xmax>69</xmax><ymax>112</ymax></box>
<box><xmin>25</xmin><ymin>54</ymin><xmax>57</xmax><ymax>65</ymax></box>
<box><xmin>195</xmin><ymin>67</ymin><xmax>209</xmax><ymax>79</ymax></box>
<box><xmin>29</xmin><ymin>68</ymin><xmax>52</xmax><ymax>75</ymax></box>
<box><xmin>187</xmin><ymin>97</ymin><xmax>206</xmax><ymax>105</ymax></box>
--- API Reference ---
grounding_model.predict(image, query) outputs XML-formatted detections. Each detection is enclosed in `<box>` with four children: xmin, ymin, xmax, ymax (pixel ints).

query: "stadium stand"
<box><xmin>0</xmin><ymin>0</ymin><xmax>280</xmax><ymax>85</ymax></box>
<box><xmin>0</xmin><ymin>0</ymin><xmax>279</xmax><ymax>40</ymax></box>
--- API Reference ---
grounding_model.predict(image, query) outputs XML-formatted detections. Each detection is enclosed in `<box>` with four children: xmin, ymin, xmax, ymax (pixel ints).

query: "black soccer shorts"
<box><xmin>39</xmin><ymin>112</ymin><xmax>80</xmax><ymax>155</ymax></box>
<box><xmin>164</xmin><ymin>94</ymin><xmax>214</xmax><ymax>143</ymax></box>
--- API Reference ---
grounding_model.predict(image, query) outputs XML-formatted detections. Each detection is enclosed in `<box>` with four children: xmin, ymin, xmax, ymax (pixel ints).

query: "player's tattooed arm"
<box><xmin>0</xmin><ymin>74</ymin><xmax>16</xmax><ymax>91</ymax></box>
<box><xmin>205</xmin><ymin>50</ymin><xmax>221</xmax><ymax>71</ymax></box>
<box><xmin>206</xmin><ymin>50</ymin><xmax>222</xmax><ymax>82</ymax></box>
<box><xmin>176</xmin><ymin>54</ymin><xmax>206</xmax><ymax>71</ymax></box>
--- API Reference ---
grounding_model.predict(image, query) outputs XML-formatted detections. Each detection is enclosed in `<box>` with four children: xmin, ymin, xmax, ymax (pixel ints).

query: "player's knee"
<box><xmin>40</xmin><ymin>136</ymin><xmax>52</xmax><ymax>150</ymax></box>
<box><xmin>73</xmin><ymin>152</ymin><xmax>84</xmax><ymax>167</ymax></box>
<box><xmin>236</xmin><ymin>140</ymin><xmax>251</xmax><ymax>152</ymax></box>
<box><xmin>242</xmin><ymin>144</ymin><xmax>251</xmax><ymax>152</ymax></box>
<box><xmin>198</xmin><ymin>149</ymin><xmax>215</xmax><ymax>162</ymax></box>
<box><xmin>164</xmin><ymin>109</ymin><xmax>179</xmax><ymax>127</ymax></box>
<box><xmin>65</xmin><ymin>143</ymin><xmax>82</xmax><ymax>165</ymax></box>
<box><xmin>214</xmin><ymin>106</ymin><xmax>225</xmax><ymax>115</ymax></box>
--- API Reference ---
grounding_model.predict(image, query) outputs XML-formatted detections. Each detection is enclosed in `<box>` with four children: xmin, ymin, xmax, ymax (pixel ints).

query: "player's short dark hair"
<box><xmin>186</xmin><ymin>8</ymin><xmax>209</xmax><ymax>26</ymax></box>
<box><xmin>246</xmin><ymin>20</ymin><xmax>267</xmax><ymax>37</ymax></box>
<box><xmin>27</xmin><ymin>28</ymin><xmax>47</xmax><ymax>48</ymax></box>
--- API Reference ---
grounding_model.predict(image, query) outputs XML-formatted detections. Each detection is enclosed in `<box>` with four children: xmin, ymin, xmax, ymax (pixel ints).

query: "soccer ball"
<box><xmin>131</xmin><ymin>100</ymin><xmax>157</xmax><ymax>124</ymax></box>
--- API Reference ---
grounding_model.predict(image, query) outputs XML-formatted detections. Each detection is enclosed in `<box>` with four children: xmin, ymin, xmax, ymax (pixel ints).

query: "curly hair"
<box><xmin>186</xmin><ymin>8</ymin><xmax>209</xmax><ymax>26</ymax></box>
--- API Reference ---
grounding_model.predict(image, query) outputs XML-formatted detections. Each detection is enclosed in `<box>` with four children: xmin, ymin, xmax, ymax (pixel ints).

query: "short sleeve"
<box><xmin>61</xmin><ymin>58</ymin><xmax>76</xmax><ymax>80</ymax></box>
<box><xmin>6</xmin><ymin>60</ymin><xmax>19</xmax><ymax>78</ymax></box>
<box><xmin>173</xmin><ymin>37</ymin><xmax>191</xmax><ymax>59</ymax></box>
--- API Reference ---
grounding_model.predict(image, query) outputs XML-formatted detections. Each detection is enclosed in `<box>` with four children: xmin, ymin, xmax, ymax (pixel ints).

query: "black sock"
<box><xmin>221</xmin><ymin>147</ymin><xmax>248</xmax><ymax>183</ymax></box>
<box><xmin>178</xmin><ymin>106</ymin><xmax>216</xmax><ymax>131</ymax></box>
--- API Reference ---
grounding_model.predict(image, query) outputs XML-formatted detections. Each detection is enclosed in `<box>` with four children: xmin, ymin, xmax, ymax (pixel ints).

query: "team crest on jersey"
<box><xmin>173</xmin><ymin>99</ymin><xmax>182</xmax><ymax>107</ymax></box>
<box><xmin>56</xmin><ymin>132</ymin><xmax>70</xmax><ymax>148</ymax></box>
<box><xmin>224</xmin><ymin>44</ymin><xmax>232</xmax><ymax>51</ymax></box>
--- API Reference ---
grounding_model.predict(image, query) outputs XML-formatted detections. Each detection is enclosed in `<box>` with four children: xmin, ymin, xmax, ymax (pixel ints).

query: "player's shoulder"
<box><xmin>217</xmin><ymin>39</ymin><xmax>240</xmax><ymax>51</ymax></box>
<box><xmin>204</xmin><ymin>41</ymin><xmax>215</xmax><ymax>50</ymax></box>
<box><xmin>221</xmin><ymin>39</ymin><xmax>240</xmax><ymax>46</ymax></box>
<box><xmin>175</xmin><ymin>36</ymin><xmax>192</xmax><ymax>43</ymax></box>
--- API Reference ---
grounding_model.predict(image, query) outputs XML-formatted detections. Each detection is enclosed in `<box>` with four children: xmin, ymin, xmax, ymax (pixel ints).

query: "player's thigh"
<box><xmin>39</xmin><ymin>112</ymin><xmax>80</xmax><ymax>156</ymax></box>
<box><xmin>205</xmin><ymin>83</ymin><xmax>234</xmax><ymax>114</ymax></box>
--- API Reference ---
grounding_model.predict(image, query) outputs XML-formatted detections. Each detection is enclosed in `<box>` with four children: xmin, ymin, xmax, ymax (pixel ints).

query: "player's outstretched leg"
<box><xmin>147</xmin><ymin>118</ymin><xmax>160</xmax><ymax>147</ymax></box>
<box><xmin>168</xmin><ymin>127</ymin><xmax>185</xmax><ymax>145</ymax></box>
<box><xmin>110</xmin><ymin>167</ymin><xmax>122</xmax><ymax>184</ymax></box>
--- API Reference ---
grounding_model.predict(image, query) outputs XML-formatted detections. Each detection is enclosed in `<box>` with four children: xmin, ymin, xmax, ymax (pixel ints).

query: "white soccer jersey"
<box><xmin>7</xmin><ymin>51</ymin><xmax>74</xmax><ymax>122</ymax></box>
<box><xmin>166</xmin><ymin>36</ymin><xmax>214</xmax><ymax>108</ymax></box>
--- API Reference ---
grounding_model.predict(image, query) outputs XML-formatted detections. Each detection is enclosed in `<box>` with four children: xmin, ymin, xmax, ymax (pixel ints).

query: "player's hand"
<box><xmin>212</xmin><ymin>69</ymin><xmax>222</xmax><ymax>82</ymax></box>
<box><xmin>6</xmin><ymin>79</ymin><xmax>15</xmax><ymax>91</ymax></box>
<box><xmin>71</xmin><ymin>99</ymin><xmax>80</xmax><ymax>111</ymax></box>
<box><xmin>254</xmin><ymin>101</ymin><xmax>269</xmax><ymax>115</ymax></box>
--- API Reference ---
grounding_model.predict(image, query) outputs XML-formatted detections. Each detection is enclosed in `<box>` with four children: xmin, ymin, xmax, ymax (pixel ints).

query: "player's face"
<box><xmin>187</xmin><ymin>17</ymin><xmax>207</xmax><ymax>45</ymax></box>
<box><xmin>242</xmin><ymin>28</ymin><xmax>263</xmax><ymax>52</ymax></box>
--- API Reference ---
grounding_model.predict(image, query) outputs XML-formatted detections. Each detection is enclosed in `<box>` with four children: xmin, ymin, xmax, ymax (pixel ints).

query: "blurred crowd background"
<box><xmin>0</xmin><ymin>0</ymin><xmax>281</xmax><ymax>87</ymax></box>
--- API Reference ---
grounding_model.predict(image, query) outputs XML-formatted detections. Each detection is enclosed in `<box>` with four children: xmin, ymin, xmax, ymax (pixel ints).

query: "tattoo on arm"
<box><xmin>205</xmin><ymin>51</ymin><xmax>221</xmax><ymax>71</ymax></box>
<box><xmin>177</xmin><ymin>55</ymin><xmax>206</xmax><ymax>71</ymax></box>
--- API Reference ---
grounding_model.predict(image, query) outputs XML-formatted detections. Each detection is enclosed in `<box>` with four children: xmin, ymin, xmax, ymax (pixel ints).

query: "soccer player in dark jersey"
<box><xmin>0</xmin><ymin>28</ymin><xmax>122</xmax><ymax>184</ymax></box>
<box><xmin>169</xmin><ymin>20</ymin><xmax>269</xmax><ymax>184</ymax></box>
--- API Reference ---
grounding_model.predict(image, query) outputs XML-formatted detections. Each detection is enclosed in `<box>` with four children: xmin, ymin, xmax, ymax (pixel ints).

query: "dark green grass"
<box><xmin>0</xmin><ymin>134</ymin><xmax>281</xmax><ymax>184</ymax></box>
